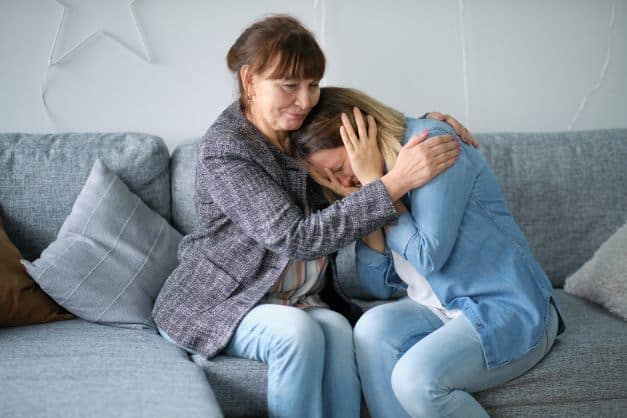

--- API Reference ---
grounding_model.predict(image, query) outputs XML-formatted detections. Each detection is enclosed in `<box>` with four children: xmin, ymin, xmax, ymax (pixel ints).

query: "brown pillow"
<box><xmin>0</xmin><ymin>211</ymin><xmax>74</xmax><ymax>327</ymax></box>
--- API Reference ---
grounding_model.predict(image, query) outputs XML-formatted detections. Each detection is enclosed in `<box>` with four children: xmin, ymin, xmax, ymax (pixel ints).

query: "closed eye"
<box><xmin>333</xmin><ymin>161</ymin><xmax>344</xmax><ymax>173</ymax></box>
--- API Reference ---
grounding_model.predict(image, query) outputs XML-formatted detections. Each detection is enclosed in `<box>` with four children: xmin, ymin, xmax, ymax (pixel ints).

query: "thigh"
<box><xmin>355</xmin><ymin>297</ymin><xmax>444</xmax><ymax>353</ymax></box>
<box><xmin>398</xmin><ymin>305</ymin><xmax>559</xmax><ymax>394</ymax></box>
<box><xmin>223</xmin><ymin>304</ymin><xmax>322</xmax><ymax>363</ymax></box>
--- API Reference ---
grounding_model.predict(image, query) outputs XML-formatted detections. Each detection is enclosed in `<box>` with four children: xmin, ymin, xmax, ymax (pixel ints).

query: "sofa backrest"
<box><xmin>0</xmin><ymin>133</ymin><xmax>171</xmax><ymax>261</ymax></box>
<box><xmin>475</xmin><ymin>128</ymin><xmax>626</xmax><ymax>287</ymax></box>
<box><xmin>169</xmin><ymin>141</ymin><xmax>200</xmax><ymax>235</ymax></box>
<box><xmin>171</xmin><ymin>129</ymin><xmax>627</xmax><ymax>291</ymax></box>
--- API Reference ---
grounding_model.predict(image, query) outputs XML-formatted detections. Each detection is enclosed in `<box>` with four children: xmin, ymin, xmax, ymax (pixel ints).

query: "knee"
<box><xmin>273</xmin><ymin>310</ymin><xmax>325</xmax><ymax>361</ymax></box>
<box><xmin>314</xmin><ymin>310</ymin><xmax>353</xmax><ymax>343</ymax></box>
<box><xmin>391</xmin><ymin>356</ymin><xmax>440</xmax><ymax>415</ymax></box>
<box><xmin>354</xmin><ymin>305</ymin><xmax>394</xmax><ymax>347</ymax></box>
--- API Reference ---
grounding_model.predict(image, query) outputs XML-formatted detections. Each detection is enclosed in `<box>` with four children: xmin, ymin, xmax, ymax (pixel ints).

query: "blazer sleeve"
<box><xmin>385</xmin><ymin>128</ymin><xmax>478</xmax><ymax>275</ymax></box>
<box><xmin>197</xmin><ymin>136</ymin><xmax>398</xmax><ymax>261</ymax></box>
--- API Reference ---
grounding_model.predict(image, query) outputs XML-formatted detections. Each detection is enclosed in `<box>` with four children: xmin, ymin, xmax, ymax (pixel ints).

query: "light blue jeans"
<box><xmin>160</xmin><ymin>304</ymin><xmax>360</xmax><ymax>418</ymax></box>
<box><xmin>354</xmin><ymin>297</ymin><xmax>559</xmax><ymax>418</ymax></box>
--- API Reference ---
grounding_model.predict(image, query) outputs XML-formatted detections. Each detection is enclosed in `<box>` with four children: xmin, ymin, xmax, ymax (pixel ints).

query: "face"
<box><xmin>307</xmin><ymin>146</ymin><xmax>360</xmax><ymax>188</ymax></box>
<box><xmin>247</xmin><ymin>68</ymin><xmax>320</xmax><ymax>140</ymax></box>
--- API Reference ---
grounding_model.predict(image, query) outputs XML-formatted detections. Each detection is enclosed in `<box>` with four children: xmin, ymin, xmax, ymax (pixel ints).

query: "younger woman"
<box><xmin>292</xmin><ymin>87</ymin><xmax>565</xmax><ymax>418</ymax></box>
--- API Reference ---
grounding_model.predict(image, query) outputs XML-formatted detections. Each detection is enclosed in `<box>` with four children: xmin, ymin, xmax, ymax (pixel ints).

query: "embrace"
<box><xmin>152</xmin><ymin>14</ymin><xmax>565</xmax><ymax>418</ymax></box>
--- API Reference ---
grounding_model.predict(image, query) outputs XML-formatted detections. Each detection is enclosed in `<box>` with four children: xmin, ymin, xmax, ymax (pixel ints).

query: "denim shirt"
<box><xmin>356</xmin><ymin>117</ymin><xmax>565</xmax><ymax>369</ymax></box>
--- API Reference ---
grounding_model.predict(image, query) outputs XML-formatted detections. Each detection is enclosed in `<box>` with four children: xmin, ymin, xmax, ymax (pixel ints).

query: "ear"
<box><xmin>240</xmin><ymin>65</ymin><xmax>254</xmax><ymax>99</ymax></box>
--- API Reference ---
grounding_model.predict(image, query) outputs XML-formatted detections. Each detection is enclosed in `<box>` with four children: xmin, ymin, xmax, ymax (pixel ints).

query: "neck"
<box><xmin>245</xmin><ymin>106</ymin><xmax>291</xmax><ymax>154</ymax></box>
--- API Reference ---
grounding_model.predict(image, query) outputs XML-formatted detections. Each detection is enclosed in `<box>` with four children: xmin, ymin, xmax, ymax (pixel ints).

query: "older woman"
<box><xmin>152</xmin><ymin>15</ymin><xmax>472</xmax><ymax>418</ymax></box>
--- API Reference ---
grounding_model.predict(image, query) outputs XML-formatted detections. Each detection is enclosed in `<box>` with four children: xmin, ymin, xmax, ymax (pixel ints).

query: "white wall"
<box><xmin>1</xmin><ymin>0</ymin><xmax>626</xmax><ymax>152</ymax></box>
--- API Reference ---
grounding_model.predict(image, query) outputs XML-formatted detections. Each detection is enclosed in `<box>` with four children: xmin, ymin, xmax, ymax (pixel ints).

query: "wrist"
<box><xmin>380</xmin><ymin>171</ymin><xmax>408</xmax><ymax>201</ymax></box>
<box><xmin>357</xmin><ymin>170</ymin><xmax>384</xmax><ymax>186</ymax></box>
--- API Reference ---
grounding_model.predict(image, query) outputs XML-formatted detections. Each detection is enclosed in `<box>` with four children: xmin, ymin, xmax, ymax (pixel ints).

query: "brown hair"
<box><xmin>293</xmin><ymin>87</ymin><xmax>406</xmax><ymax>172</ymax></box>
<box><xmin>226</xmin><ymin>15</ymin><xmax>325</xmax><ymax>109</ymax></box>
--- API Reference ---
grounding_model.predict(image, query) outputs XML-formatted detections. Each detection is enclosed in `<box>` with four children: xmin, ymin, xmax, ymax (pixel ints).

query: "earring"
<box><xmin>247</xmin><ymin>95</ymin><xmax>252</xmax><ymax>102</ymax></box>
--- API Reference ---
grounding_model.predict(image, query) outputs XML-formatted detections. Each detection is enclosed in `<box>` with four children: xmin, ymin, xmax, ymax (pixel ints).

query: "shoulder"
<box><xmin>403</xmin><ymin>116</ymin><xmax>457</xmax><ymax>144</ymax></box>
<box><xmin>200</xmin><ymin>102</ymin><xmax>266</xmax><ymax>159</ymax></box>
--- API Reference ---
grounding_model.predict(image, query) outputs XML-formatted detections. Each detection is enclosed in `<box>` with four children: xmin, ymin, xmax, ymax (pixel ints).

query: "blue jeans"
<box><xmin>354</xmin><ymin>297</ymin><xmax>559</xmax><ymax>418</ymax></box>
<box><xmin>161</xmin><ymin>304</ymin><xmax>360</xmax><ymax>418</ymax></box>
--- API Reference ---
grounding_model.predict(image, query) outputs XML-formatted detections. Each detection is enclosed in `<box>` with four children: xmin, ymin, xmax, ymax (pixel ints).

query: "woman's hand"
<box><xmin>381</xmin><ymin>131</ymin><xmax>459</xmax><ymax>201</ymax></box>
<box><xmin>339</xmin><ymin>107</ymin><xmax>385</xmax><ymax>185</ymax></box>
<box><xmin>425</xmin><ymin>112</ymin><xmax>478</xmax><ymax>148</ymax></box>
<box><xmin>307</xmin><ymin>163</ymin><xmax>360</xmax><ymax>197</ymax></box>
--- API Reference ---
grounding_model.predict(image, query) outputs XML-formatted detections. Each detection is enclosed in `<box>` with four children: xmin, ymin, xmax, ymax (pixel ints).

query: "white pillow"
<box><xmin>564</xmin><ymin>221</ymin><xmax>627</xmax><ymax>321</ymax></box>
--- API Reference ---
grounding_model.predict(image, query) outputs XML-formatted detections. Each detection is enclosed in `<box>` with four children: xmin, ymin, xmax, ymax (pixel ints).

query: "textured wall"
<box><xmin>1</xmin><ymin>0</ymin><xmax>625</xmax><ymax>151</ymax></box>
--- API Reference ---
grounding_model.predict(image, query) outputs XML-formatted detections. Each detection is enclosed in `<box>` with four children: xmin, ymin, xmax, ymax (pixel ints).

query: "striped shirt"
<box><xmin>260</xmin><ymin>202</ymin><xmax>329</xmax><ymax>309</ymax></box>
<box><xmin>259</xmin><ymin>257</ymin><xmax>329</xmax><ymax>309</ymax></box>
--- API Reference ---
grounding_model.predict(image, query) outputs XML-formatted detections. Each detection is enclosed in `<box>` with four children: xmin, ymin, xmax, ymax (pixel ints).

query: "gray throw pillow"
<box><xmin>564</xmin><ymin>221</ymin><xmax>627</xmax><ymax>321</ymax></box>
<box><xmin>23</xmin><ymin>160</ymin><xmax>182</xmax><ymax>329</ymax></box>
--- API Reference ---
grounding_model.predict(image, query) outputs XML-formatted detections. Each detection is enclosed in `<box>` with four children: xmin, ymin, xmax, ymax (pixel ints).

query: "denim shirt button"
<box><xmin>476</xmin><ymin>322</ymin><xmax>483</xmax><ymax>328</ymax></box>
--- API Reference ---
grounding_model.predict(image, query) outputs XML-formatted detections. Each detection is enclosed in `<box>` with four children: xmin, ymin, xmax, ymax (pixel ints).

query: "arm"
<box><xmin>385</xmin><ymin>128</ymin><xmax>478</xmax><ymax>276</ymax></box>
<box><xmin>355</xmin><ymin>240</ymin><xmax>398</xmax><ymax>299</ymax></box>
<box><xmin>198</xmin><ymin>141</ymin><xmax>397</xmax><ymax>261</ymax></box>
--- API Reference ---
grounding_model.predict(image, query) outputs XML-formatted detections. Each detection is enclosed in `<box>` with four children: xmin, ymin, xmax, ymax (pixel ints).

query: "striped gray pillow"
<box><xmin>23</xmin><ymin>160</ymin><xmax>182</xmax><ymax>329</ymax></box>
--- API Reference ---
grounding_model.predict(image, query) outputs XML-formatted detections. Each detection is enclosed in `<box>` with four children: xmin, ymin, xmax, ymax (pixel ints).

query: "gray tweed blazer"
<box><xmin>152</xmin><ymin>102</ymin><xmax>398</xmax><ymax>358</ymax></box>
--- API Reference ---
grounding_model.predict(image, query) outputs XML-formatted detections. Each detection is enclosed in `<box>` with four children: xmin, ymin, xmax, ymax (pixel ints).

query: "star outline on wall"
<box><xmin>47</xmin><ymin>0</ymin><xmax>153</xmax><ymax>66</ymax></box>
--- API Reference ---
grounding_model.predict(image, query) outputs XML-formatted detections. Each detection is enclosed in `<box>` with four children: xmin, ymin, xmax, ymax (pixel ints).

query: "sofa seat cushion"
<box><xmin>0</xmin><ymin>319</ymin><xmax>222</xmax><ymax>418</ymax></box>
<box><xmin>475</xmin><ymin>290</ymin><xmax>626</xmax><ymax>413</ymax></box>
<box><xmin>201</xmin><ymin>290</ymin><xmax>627</xmax><ymax>417</ymax></box>
<box><xmin>192</xmin><ymin>354</ymin><xmax>267</xmax><ymax>418</ymax></box>
<box><xmin>352</xmin><ymin>291</ymin><xmax>627</xmax><ymax>412</ymax></box>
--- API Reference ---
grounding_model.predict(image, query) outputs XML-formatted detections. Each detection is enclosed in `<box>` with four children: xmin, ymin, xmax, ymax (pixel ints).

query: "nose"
<box><xmin>295</xmin><ymin>87</ymin><xmax>313</xmax><ymax>110</ymax></box>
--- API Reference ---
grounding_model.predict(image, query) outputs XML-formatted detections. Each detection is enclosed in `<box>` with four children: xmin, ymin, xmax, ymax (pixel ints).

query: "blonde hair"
<box><xmin>292</xmin><ymin>87</ymin><xmax>406</xmax><ymax>199</ymax></box>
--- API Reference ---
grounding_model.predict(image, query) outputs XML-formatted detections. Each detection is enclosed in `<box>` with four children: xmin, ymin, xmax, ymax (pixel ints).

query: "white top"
<box><xmin>391</xmin><ymin>250</ymin><xmax>462</xmax><ymax>323</ymax></box>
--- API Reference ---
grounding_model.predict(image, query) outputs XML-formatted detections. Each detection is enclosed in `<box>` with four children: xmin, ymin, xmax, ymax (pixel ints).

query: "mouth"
<box><xmin>286</xmin><ymin>112</ymin><xmax>308</xmax><ymax>120</ymax></box>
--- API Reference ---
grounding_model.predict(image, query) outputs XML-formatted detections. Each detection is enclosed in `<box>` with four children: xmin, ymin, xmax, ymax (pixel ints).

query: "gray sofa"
<box><xmin>1</xmin><ymin>129</ymin><xmax>626</xmax><ymax>417</ymax></box>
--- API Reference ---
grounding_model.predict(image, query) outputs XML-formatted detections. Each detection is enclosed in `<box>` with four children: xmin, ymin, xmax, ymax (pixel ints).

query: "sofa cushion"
<box><xmin>199</xmin><ymin>291</ymin><xmax>626</xmax><ymax>417</ymax></box>
<box><xmin>476</xmin><ymin>290</ymin><xmax>627</xmax><ymax>411</ymax></box>
<box><xmin>173</xmin><ymin>130</ymin><xmax>627</xmax><ymax>289</ymax></box>
<box><xmin>0</xmin><ymin>209</ymin><xmax>73</xmax><ymax>327</ymax></box>
<box><xmin>476</xmin><ymin>129</ymin><xmax>627</xmax><ymax>286</ymax></box>
<box><xmin>0</xmin><ymin>133</ymin><xmax>170</xmax><ymax>261</ymax></box>
<box><xmin>564</xmin><ymin>221</ymin><xmax>627</xmax><ymax>321</ymax></box>
<box><xmin>22</xmin><ymin>160</ymin><xmax>182</xmax><ymax>330</ymax></box>
<box><xmin>351</xmin><ymin>292</ymin><xmax>627</xmax><ymax>410</ymax></box>
<box><xmin>192</xmin><ymin>354</ymin><xmax>267</xmax><ymax>418</ymax></box>
<box><xmin>170</xmin><ymin>140</ymin><xmax>200</xmax><ymax>234</ymax></box>
<box><xmin>0</xmin><ymin>319</ymin><xmax>223</xmax><ymax>418</ymax></box>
